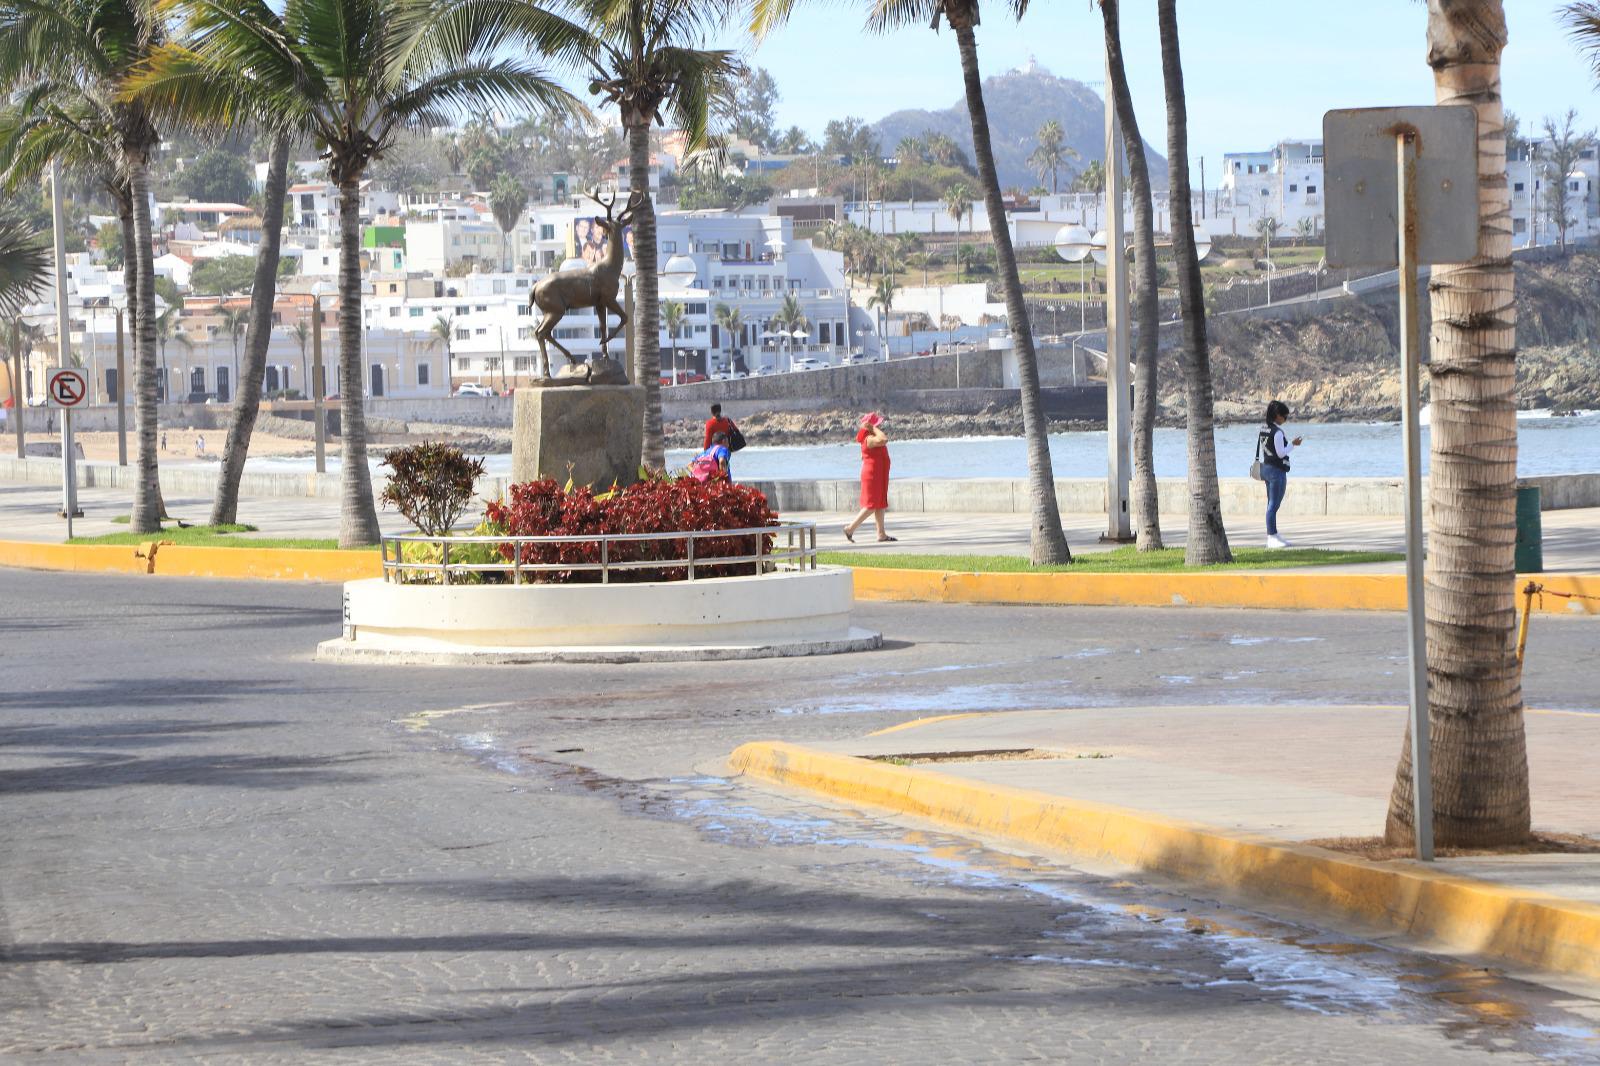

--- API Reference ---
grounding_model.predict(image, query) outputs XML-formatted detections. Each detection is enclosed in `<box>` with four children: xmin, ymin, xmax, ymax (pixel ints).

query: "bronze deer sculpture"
<box><xmin>528</xmin><ymin>188</ymin><xmax>643</xmax><ymax>385</ymax></box>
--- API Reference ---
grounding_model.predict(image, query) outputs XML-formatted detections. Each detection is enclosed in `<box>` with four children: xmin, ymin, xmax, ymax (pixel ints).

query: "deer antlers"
<box><xmin>585</xmin><ymin>186</ymin><xmax>646</xmax><ymax>225</ymax></box>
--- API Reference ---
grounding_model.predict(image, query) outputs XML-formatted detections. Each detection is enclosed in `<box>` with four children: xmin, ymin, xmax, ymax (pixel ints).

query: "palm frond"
<box><xmin>389</xmin><ymin>0</ymin><xmax>596</xmax><ymax>80</ymax></box>
<box><xmin>381</xmin><ymin>58</ymin><xmax>582</xmax><ymax>135</ymax></box>
<box><xmin>1563</xmin><ymin>3</ymin><xmax>1600</xmax><ymax>80</ymax></box>
<box><xmin>865</xmin><ymin>0</ymin><xmax>940</xmax><ymax>34</ymax></box>
<box><xmin>0</xmin><ymin>208</ymin><xmax>50</xmax><ymax>317</ymax></box>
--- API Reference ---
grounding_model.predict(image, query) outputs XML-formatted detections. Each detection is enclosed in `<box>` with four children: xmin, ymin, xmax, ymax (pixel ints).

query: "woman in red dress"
<box><xmin>843</xmin><ymin>411</ymin><xmax>896</xmax><ymax>542</ymax></box>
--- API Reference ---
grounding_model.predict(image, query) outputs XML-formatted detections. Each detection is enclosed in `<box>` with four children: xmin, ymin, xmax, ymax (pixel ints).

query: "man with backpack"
<box><xmin>703</xmin><ymin>404</ymin><xmax>734</xmax><ymax>450</ymax></box>
<box><xmin>690</xmin><ymin>431</ymin><xmax>732</xmax><ymax>483</ymax></box>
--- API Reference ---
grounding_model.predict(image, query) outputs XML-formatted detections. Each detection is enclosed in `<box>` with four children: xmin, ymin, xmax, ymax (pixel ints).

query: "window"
<box><xmin>475</xmin><ymin>305</ymin><xmax>487</xmax><ymax>312</ymax></box>
<box><xmin>789</xmin><ymin>279</ymin><xmax>802</xmax><ymax>291</ymax></box>
<box><xmin>1514</xmin><ymin>181</ymin><xmax>1525</xmax><ymax>193</ymax></box>
<box><xmin>456</xmin><ymin>328</ymin><xmax>470</xmax><ymax>340</ymax></box>
<box><xmin>474</xmin><ymin>327</ymin><xmax>486</xmax><ymax>336</ymax></box>
<box><xmin>486</xmin><ymin>356</ymin><xmax>500</xmax><ymax>370</ymax></box>
<box><xmin>417</xmin><ymin>363</ymin><xmax>430</xmax><ymax>386</ymax></box>
<box><xmin>687</xmin><ymin>303</ymin><xmax>707</xmax><ymax>314</ymax></box>
<box><xmin>409</xmin><ymin>307</ymin><xmax>423</xmax><ymax>317</ymax></box>
<box><xmin>662</xmin><ymin>241</ymin><xmax>676</xmax><ymax>253</ymax></box>
<box><xmin>539</xmin><ymin>224</ymin><xmax>555</xmax><ymax>240</ymax></box>
<box><xmin>515</xmin><ymin>278</ymin><xmax>529</xmax><ymax>289</ymax></box>
<box><xmin>758</xmin><ymin>276</ymin><xmax>769</xmax><ymax>291</ymax></box>
<box><xmin>514</xmin><ymin>356</ymin><xmax>531</xmax><ymax>371</ymax></box>
<box><xmin>517</xmin><ymin>326</ymin><xmax>534</xmax><ymax>340</ymax></box>
<box><xmin>456</xmin><ymin>356</ymin><xmax>471</xmax><ymax>370</ymax></box>
<box><xmin>388</xmin><ymin>307</ymin><xmax>400</xmax><ymax>317</ymax></box>
<box><xmin>300</xmin><ymin>194</ymin><xmax>314</xmax><ymax>210</ymax></box>
<box><xmin>1289</xmin><ymin>184</ymin><xmax>1298</xmax><ymax>193</ymax></box>
<box><xmin>712</xmin><ymin>276</ymin><xmax>724</xmax><ymax>289</ymax></box>
<box><xmin>492</xmin><ymin>280</ymin><xmax>506</xmax><ymax>294</ymax></box>
<box><xmin>1307</xmin><ymin>185</ymin><xmax>1317</xmax><ymax>194</ymax></box>
<box><xmin>452</xmin><ymin>235</ymin><xmax>461</xmax><ymax>246</ymax></box>
<box><xmin>517</xmin><ymin>305</ymin><xmax>531</xmax><ymax>316</ymax></box>
<box><xmin>387</xmin><ymin>283</ymin><xmax>398</xmax><ymax>293</ymax></box>
<box><xmin>1513</xmin><ymin>217</ymin><xmax>1528</xmax><ymax>234</ymax></box>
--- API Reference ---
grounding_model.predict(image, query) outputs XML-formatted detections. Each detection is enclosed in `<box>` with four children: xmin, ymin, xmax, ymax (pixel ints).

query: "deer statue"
<box><xmin>527</xmin><ymin>188</ymin><xmax>644</xmax><ymax>386</ymax></box>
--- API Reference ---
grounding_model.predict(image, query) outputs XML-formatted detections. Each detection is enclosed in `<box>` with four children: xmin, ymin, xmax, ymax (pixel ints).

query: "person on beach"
<box><xmin>844</xmin><ymin>412</ymin><xmax>895</xmax><ymax>543</ymax></box>
<box><xmin>1258</xmin><ymin>399</ymin><xmax>1303</xmax><ymax>548</ymax></box>
<box><xmin>703</xmin><ymin>403</ymin><xmax>735</xmax><ymax>450</ymax></box>
<box><xmin>196</xmin><ymin>434</ymin><xmax>206</xmax><ymax>458</ymax></box>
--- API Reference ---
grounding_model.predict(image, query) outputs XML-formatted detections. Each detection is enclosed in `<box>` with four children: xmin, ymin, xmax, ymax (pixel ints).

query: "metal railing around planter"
<box><xmin>380</xmin><ymin>520</ymin><xmax>818</xmax><ymax>585</ymax></box>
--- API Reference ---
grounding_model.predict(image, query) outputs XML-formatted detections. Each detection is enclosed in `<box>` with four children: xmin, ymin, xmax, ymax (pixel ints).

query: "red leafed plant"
<box><xmin>481</xmin><ymin>477</ymin><xmax>778</xmax><ymax>583</ymax></box>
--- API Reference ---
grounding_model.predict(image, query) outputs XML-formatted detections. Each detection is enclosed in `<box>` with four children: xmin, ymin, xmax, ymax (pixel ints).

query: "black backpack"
<box><xmin>727</xmin><ymin>422</ymin><xmax>747</xmax><ymax>452</ymax></box>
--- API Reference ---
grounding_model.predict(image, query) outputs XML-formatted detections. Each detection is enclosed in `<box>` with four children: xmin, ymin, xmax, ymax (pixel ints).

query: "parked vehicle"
<box><xmin>790</xmin><ymin>357</ymin><xmax>827</xmax><ymax>372</ymax></box>
<box><xmin>455</xmin><ymin>382</ymin><xmax>494</xmax><ymax>398</ymax></box>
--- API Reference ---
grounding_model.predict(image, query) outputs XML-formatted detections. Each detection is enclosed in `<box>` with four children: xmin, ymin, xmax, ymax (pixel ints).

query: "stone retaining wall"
<box><xmin>5</xmin><ymin>457</ymin><xmax>1596</xmax><ymax>516</ymax></box>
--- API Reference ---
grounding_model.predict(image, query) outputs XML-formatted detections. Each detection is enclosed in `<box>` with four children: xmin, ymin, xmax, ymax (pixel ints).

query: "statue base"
<box><xmin>511</xmin><ymin>385</ymin><xmax>644</xmax><ymax>492</ymax></box>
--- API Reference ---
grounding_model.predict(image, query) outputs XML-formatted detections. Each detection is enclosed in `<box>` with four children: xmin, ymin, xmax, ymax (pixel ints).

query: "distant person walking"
<box><xmin>1258</xmin><ymin>400</ymin><xmax>1303</xmax><ymax>548</ymax></box>
<box><xmin>703</xmin><ymin>403</ymin><xmax>736</xmax><ymax>449</ymax></box>
<box><xmin>844</xmin><ymin>412</ymin><xmax>895</xmax><ymax>543</ymax></box>
<box><xmin>195</xmin><ymin>434</ymin><xmax>206</xmax><ymax>458</ymax></box>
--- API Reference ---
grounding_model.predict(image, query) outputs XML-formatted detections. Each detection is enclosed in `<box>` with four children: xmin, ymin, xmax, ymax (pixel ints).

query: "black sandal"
<box><xmin>877</xmin><ymin>535</ymin><xmax>898</xmax><ymax>542</ymax></box>
<box><xmin>843</xmin><ymin>527</ymin><xmax>855</xmax><ymax>543</ymax></box>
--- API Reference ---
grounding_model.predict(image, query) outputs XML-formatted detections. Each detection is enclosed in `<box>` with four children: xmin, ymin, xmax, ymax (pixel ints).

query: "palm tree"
<box><xmin>209</xmin><ymin>134</ymin><xmax>292</xmax><ymax>526</ymax></box>
<box><xmin>133</xmin><ymin>0</ymin><xmax>587</xmax><ymax>547</ymax></box>
<box><xmin>772</xmin><ymin>290</ymin><xmax>807</xmax><ymax>369</ymax></box>
<box><xmin>942</xmin><ymin>183</ymin><xmax>971</xmax><ymax>235</ymax></box>
<box><xmin>489</xmin><ymin>174</ymin><xmax>527</xmax><ymax>272</ymax></box>
<box><xmin>0</xmin><ymin>0</ymin><xmax>165</xmax><ymax>531</ymax></box>
<box><xmin>1294</xmin><ymin>216</ymin><xmax>1315</xmax><ymax>247</ymax></box>
<box><xmin>775</xmin><ymin>125</ymin><xmax>810</xmax><ymax>153</ymax></box>
<box><xmin>1072</xmin><ymin>159</ymin><xmax>1105</xmax><ymax>194</ymax></box>
<box><xmin>154</xmin><ymin>305</ymin><xmax>181</xmax><ymax>402</ymax></box>
<box><xmin>582</xmin><ymin>0</ymin><xmax>743</xmax><ymax>471</ymax></box>
<box><xmin>1027</xmin><ymin>118</ymin><xmax>1077</xmax><ymax>195</ymax></box>
<box><xmin>713</xmin><ymin>301</ymin><xmax>743</xmax><ymax>372</ymax></box>
<box><xmin>288</xmin><ymin>319</ymin><xmax>311</xmax><ymax>399</ymax></box>
<box><xmin>895</xmin><ymin>134</ymin><xmax>926</xmax><ymax>165</ymax></box>
<box><xmin>661</xmin><ymin>299</ymin><xmax>685</xmax><ymax>384</ymax></box>
<box><xmin>0</xmin><ymin>210</ymin><xmax>48</xmax><ymax>316</ymax></box>
<box><xmin>923</xmin><ymin>130</ymin><xmax>964</xmax><ymax>169</ymax></box>
<box><xmin>429</xmin><ymin>314</ymin><xmax>453</xmax><ymax>385</ymax></box>
<box><xmin>1385</xmin><ymin>0</ymin><xmax>1527</xmax><ymax>849</ymax></box>
<box><xmin>217</xmin><ymin>304</ymin><xmax>247</xmax><ymax>383</ymax></box>
<box><xmin>1157</xmin><ymin>0</ymin><xmax>1229</xmax><ymax>565</ymax></box>
<box><xmin>1099</xmin><ymin>0</ymin><xmax>1161</xmax><ymax>551</ymax></box>
<box><xmin>867</xmin><ymin>273</ymin><xmax>896</xmax><ymax>356</ymax></box>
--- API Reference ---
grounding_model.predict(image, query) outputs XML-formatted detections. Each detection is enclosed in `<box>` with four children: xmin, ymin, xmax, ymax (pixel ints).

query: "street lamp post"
<box><xmin>1053</xmin><ymin>223</ymin><xmax>1092</xmax><ymax>337</ymax></box>
<box><xmin>311</xmin><ymin>282</ymin><xmax>327</xmax><ymax>474</ymax></box>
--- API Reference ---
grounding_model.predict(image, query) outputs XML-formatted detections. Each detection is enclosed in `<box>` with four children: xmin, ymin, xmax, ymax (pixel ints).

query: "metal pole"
<box><xmin>623</xmin><ymin>273</ymin><xmax>636</xmax><ymax>384</ymax></box>
<box><xmin>312</xmin><ymin>295</ymin><xmax>326</xmax><ymax>474</ymax></box>
<box><xmin>1397</xmin><ymin>129</ymin><xmax>1434</xmax><ymax>863</ymax></box>
<box><xmin>115</xmin><ymin>308</ymin><xmax>127</xmax><ymax>466</ymax></box>
<box><xmin>51</xmin><ymin>158</ymin><xmax>74</xmax><ymax>520</ymax></box>
<box><xmin>12</xmin><ymin>343</ymin><xmax>24</xmax><ymax>458</ymax></box>
<box><xmin>1101</xmin><ymin>51</ymin><xmax>1133</xmax><ymax>543</ymax></box>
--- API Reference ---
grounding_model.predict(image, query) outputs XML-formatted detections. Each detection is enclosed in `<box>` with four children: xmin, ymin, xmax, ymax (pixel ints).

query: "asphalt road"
<box><xmin>2</xmin><ymin>568</ymin><xmax>1597</xmax><ymax>1063</ymax></box>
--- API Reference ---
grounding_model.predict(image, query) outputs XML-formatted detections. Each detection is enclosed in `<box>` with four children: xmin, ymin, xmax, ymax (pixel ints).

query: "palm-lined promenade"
<box><xmin>4</xmin><ymin>0</ymin><xmax>1600</xmax><ymax>1061</ymax></box>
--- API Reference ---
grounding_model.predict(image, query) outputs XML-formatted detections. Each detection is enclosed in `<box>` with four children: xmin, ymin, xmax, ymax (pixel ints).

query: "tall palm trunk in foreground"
<box><xmin>628</xmin><ymin>122</ymin><xmax>664</xmax><ymax>469</ymax></box>
<box><xmin>1385</xmin><ymin>0</ymin><xmax>1528</xmax><ymax>848</ymax></box>
<box><xmin>1156</xmin><ymin>0</ymin><xmax>1229</xmax><ymax>564</ymax></box>
<box><xmin>1101</xmin><ymin>0</ymin><xmax>1162</xmax><ymax>551</ymax></box>
<box><xmin>336</xmin><ymin>172</ymin><xmax>381</xmax><ymax>545</ymax></box>
<box><xmin>947</xmin><ymin>6</ymin><xmax>1070</xmax><ymax>563</ymax></box>
<box><xmin>128</xmin><ymin>143</ymin><xmax>162</xmax><ymax>533</ymax></box>
<box><xmin>212</xmin><ymin>134</ymin><xmax>290</xmax><ymax>526</ymax></box>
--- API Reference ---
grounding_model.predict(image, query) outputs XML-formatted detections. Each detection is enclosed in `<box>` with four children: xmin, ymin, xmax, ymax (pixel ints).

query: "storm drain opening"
<box><xmin>867</xmin><ymin>748</ymin><xmax>1103</xmax><ymax>765</ymax></box>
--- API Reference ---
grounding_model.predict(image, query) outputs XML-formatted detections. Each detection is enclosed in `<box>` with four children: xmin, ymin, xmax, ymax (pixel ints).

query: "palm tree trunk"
<box><xmin>212</xmin><ymin>134</ymin><xmax>290</xmax><ymax>526</ymax></box>
<box><xmin>127</xmin><ymin>158</ymin><xmax>162</xmax><ymax>534</ymax></box>
<box><xmin>11</xmin><ymin>339</ymin><xmax>24</xmax><ymax>458</ymax></box>
<box><xmin>629</xmin><ymin>121</ymin><xmax>664</xmax><ymax>469</ymax></box>
<box><xmin>1102</xmin><ymin>0</ymin><xmax>1163</xmax><ymax>551</ymax></box>
<box><xmin>951</xmin><ymin>15</ymin><xmax>1070</xmax><ymax>564</ymax></box>
<box><xmin>1385</xmin><ymin>0</ymin><xmax>1528</xmax><ymax>849</ymax></box>
<box><xmin>336</xmin><ymin>174</ymin><xmax>381</xmax><ymax>547</ymax></box>
<box><xmin>1157</xmin><ymin>0</ymin><xmax>1230</xmax><ymax>564</ymax></box>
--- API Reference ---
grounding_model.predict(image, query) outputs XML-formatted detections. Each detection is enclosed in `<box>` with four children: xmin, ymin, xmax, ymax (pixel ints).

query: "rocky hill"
<box><xmin>870</xmin><ymin>64</ymin><xmax>1168</xmax><ymax>194</ymax></box>
<box><xmin>1204</xmin><ymin>253</ymin><xmax>1600</xmax><ymax>422</ymax></box>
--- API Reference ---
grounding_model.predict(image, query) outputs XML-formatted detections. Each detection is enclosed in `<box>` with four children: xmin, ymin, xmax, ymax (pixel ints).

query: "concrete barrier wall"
<box><xmin>4</xmin><ymin>457</ymin><xmax>1597</xmax><ymax>516</ymax></box>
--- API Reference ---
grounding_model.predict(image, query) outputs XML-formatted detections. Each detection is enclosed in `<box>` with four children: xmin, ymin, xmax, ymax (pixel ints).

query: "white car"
<box><xmin>753</xmin><ymin>366</ymin><xmax>777</xmax><ymax>377</ymax></box>
<box><xmin>455</xmin><ymin>383</ymin><xmax>494</xmax><ymax>398</ymax></box>
<box><xmin>790</xmin><ymin>357</ymin><xmax>827</xmax><ymax>372</ymax></box>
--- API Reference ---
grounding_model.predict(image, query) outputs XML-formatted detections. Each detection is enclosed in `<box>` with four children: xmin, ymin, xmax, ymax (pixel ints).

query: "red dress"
<box><xmin>857</xmin><ymin>427</ymin><xmax>890</xmax><ymax>509</ymax></box>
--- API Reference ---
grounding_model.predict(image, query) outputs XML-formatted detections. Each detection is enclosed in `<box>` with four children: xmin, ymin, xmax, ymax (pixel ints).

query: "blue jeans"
<box><xmin>1263</xmin><ymin>465</ymin><xmax>1288</xmax><ymax>536</ymax></box>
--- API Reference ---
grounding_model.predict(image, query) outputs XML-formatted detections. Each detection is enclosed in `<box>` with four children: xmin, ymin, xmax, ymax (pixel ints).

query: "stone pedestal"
<box><xmin>511</xmin><ymin>385</ymin><xmax>644</xmax><ymax>491</ymax></box>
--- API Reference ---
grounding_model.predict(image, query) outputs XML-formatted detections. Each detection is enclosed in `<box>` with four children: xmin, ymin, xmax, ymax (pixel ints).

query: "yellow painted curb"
<box><xmin>849</xmin><ymin>566</ymin><xmax>1600</xmax><ymax>615</ymax></box>
<box><xmin>0</xmin><ymin>539</ymin><xmax>379</xmax><ymax>583</ymax></box>
<box><xmin>730</xmin><ymin>740</ymin><xmax>1600</xmax><ymax>983</ymax></box>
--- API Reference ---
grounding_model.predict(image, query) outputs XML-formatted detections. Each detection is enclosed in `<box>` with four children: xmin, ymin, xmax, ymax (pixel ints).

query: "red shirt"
<box><xmin>703</xmin><ymin>415</ymin><xmax>735</xmax><ymax>450</ymax></box>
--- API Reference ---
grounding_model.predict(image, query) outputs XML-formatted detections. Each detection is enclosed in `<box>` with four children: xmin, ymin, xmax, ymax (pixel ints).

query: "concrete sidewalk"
<box><xmin>733</xmin><ymin>704</ymin><xmax>1600</xmax><ymax>982</ymax></box>
<box><xmin>6</xmin><ymin>481</ymin><xmax>1599</xmax><ymax>573</ymax></box>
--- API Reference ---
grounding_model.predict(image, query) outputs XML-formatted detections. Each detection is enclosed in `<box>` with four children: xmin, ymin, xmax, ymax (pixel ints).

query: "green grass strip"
<box><xmin>71</xmin><ymin>524</ymin><xmax>348</xmax><ymax>551</ymax></box>
<box><xmin>816</xmin><ymin>547</ymin><xmax>1404</xmax><ymax>573</ymax></box>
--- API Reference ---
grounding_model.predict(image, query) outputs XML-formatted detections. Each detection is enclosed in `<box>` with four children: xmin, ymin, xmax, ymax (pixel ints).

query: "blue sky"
<box><xmin>740</xmin><ymin>1</ymin><xmax>1600</xmax><ymax>166</ymax></box>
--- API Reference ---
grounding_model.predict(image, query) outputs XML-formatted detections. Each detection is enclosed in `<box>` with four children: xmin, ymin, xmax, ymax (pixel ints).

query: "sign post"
<box><xmin>1325</xmin><ymin>105</ymin><xmax>1480</xmax><ymax>862</ymax></box>
<box><xmin>46</xmin><ymin>365</ymin><xmax>87</xmax><ymax>537</ymax></box>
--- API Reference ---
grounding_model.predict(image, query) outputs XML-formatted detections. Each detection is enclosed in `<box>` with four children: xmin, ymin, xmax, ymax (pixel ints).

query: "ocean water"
<box><xmin>239</xmin><ymin>410</ymin><xmax>1600</xmax><ymax>481</ymax></box>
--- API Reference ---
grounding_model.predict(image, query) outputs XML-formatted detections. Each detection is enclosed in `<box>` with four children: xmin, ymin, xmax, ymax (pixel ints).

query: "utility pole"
<box><xmin>1101</xmin><ymin>51</ymin><xmax>1133</xmax><ymax>543</ymax></box>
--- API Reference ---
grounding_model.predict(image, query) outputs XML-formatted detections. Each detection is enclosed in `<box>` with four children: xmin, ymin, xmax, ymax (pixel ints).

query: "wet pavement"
<box><xmin>3</xmin><ymin>567</ymin><xmax>1599</xmax><ymax>1062</ymax></box>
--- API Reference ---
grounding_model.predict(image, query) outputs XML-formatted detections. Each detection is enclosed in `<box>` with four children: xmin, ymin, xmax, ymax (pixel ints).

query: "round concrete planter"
<box><xmin>316</xmin><ymin>565</ymin><xmax>881</xmax><ymax>664</ymax></box>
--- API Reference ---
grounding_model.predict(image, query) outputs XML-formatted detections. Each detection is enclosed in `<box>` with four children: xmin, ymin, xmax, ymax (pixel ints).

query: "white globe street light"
<box><xmin>1088</xmin><ymin>229</ymin><xmax>1110</xmax><ymax>267</ymax></box>
<box><xmin>1192</xmin><ymin>223</ymin><xmax>1212</xmax><ymax>263</ymax></box>
<box><xmin>1054</xmin><ymin>223</ymin><xmax>1095</xmax><ymax>335</ymax></box>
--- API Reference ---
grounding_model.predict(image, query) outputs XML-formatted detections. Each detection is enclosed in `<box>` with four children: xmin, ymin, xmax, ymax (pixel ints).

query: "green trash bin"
<box><xmin>1515</xmin><ymin>484</ymin><xmax>1543</xmax><ymax>574</ymax></box>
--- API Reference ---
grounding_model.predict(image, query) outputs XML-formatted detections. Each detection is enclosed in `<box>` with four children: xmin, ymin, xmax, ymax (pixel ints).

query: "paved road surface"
<box><xmin>3</xmin><ymin>569</ymin><xmax>1597</xmax><ymax>1062</ymax></box>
